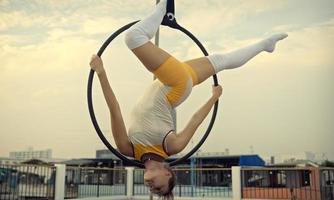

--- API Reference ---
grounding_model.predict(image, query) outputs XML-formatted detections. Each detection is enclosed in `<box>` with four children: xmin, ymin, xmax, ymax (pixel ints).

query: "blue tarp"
<box><xmin>239</xmin><ymin>155</ymin><xmax>265</xmax><ymax>166</ymax></box>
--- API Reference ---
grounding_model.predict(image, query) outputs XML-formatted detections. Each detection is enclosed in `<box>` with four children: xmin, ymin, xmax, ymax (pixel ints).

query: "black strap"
<box><xmin>161</xmin><ymin>0</ymin><xmax>180</xmax><ymax>29</ymax></box>
<box><xmin>166</xmin><ymin>0</ymin><xmax>174</xmax><ymax>16</ymax></box>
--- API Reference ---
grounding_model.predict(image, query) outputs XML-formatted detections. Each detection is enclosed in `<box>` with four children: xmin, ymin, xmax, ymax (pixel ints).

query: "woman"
<box><xmin>89</xmin><ymin>0</ymin><xmax>287</xmax><ymax>199</ymax></box>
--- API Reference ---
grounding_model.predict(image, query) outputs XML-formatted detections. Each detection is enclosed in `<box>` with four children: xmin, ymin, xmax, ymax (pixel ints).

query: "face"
<box><xmin>144</xmin><ymin>167</ymin><xmax>171</xmax><ymax>195</ymax></box>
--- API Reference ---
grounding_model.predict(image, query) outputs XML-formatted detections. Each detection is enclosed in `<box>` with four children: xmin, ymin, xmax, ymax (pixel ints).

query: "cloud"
<box><xmin>0</xmin><ymin>34</ymin><xmax>28</xmax><ymax>47</ymax></box>
<box><xmin>1</xmin><ymin>35</ymin><xmax>96</xmax><ymax>74</ymax></box>
<box><xmin>0</xmin><ymin>0</ymin><xmax>9</xmax><ymax>6</ymax></box>
<box><xmin>177</xmin><ymin>17</ymin><xmax>334</xmax><ymax>71</ymax></box>
<box><xmin>80</xmin><ymin>17</ymin><xmax>132</xmax><ymax>35</ymax></box>
<box><xmin>175</xmin><ymin>0</ymin><xmax>287</xmax><ymax>37</ymax></box>
<box><xmin>0</xmin><ymin>1</ymin><xmax>135</xmax><ymax>33</ymax></box>
<box><xmin>258</xmin><ymin>18</ymin><xmax>334</xmax><ymax>68</ymax></box>
<box><xmin>0</xmin><ymin>11</ymin><xmax>38</xmax><ymax>30</ymax></box>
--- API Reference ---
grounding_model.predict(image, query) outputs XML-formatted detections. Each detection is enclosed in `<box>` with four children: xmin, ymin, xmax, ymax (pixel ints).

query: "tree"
<box><xmin>321</xmin><ymin>160</ymin><xmax>334</xmax><ymax>167</ymax></box>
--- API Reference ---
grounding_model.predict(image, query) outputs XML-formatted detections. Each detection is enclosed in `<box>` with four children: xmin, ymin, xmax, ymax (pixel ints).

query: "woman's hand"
<box><xmin>169</xmin><ymin>84</ymin><xmax>223</xmax><ymax>155</ymax></box>
<box><xmin>212</xmin><ymin>85</ymin><xmax>223</xmax><ymax>100</ymax></box>
<box><xmin>90</xmin><ymin>54</ymin><xmax>105</xmax><ymax>75</ymax></box>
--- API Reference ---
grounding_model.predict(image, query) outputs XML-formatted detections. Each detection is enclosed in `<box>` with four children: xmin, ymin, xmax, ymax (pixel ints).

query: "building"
<box><xmin>261</xmin><ymin>151</ymin><xmax>328</xmax><ymax>165</ymax></box>
<box><xmin>96</xmin><ymin>149</ymin><xmax>123</xmax><ymax>160</ymax></box>
<box><xmin>170</xmin><ymin>152</ymin><xmax>265</xmax><ymax>168</ymax></box>
<box><xmin>9</xmin><ymin>147</ymin><xmax>52</xmax><ymax>160</ymax></box>
<box><xmin>0</xmin><ymin>157</ymin><xmax>23</xmax><ymax>165</ymax></box>
<box><xmin>94</xmin><ymin>149</ymin><xmax>265</xmax><ymax>168</ymax></box>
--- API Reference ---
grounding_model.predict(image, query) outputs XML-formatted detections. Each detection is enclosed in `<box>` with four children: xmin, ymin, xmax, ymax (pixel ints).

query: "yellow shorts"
<box><xmin>153</xmin><ymin>56</ymin><xmax>199</xmax><ymax>107</ymax></box>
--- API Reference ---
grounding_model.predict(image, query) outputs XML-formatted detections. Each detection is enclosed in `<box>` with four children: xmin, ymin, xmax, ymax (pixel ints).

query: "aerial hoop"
<box><xmin>87</xmin><ymin>2</ymin><xmax>219</xmax><ymax>168</ymax></box>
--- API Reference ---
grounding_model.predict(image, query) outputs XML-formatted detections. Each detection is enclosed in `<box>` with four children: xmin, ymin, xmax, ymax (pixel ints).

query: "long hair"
<box><xmin>159</xmin><ymin>162</ymin><xmax>176</xmax><ymax>200</ymax></box>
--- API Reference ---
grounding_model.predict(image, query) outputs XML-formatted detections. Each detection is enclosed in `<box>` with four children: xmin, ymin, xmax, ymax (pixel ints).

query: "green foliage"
<box><xmin>321</xmin><ymin>160</ymin><xmax>334</xmax><ymax>167</ymax></box>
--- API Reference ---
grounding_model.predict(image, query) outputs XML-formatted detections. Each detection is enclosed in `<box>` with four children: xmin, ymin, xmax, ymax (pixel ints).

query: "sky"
<box><xmin>1</xmin><ymin>0</ymin><xmax>333</xmax><ymax>161</ymax></box>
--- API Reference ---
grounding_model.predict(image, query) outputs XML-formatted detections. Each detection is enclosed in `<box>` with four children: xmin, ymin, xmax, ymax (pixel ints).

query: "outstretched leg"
<box><xmin>125</xmin><ymin>0</ymin><xmax>170</xmax><ymax>72</ymax></box>
<box><xmin>186</xmin><ymin>33</ymin><xmax>288</xmax><ymax>84</ymax></box>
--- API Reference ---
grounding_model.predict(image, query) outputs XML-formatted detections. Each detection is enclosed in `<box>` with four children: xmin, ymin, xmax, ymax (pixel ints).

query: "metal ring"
<box><xmin>87</xmin><ymin>20</ymin><xmax>219</xmax><ymax>168</ymax></box>
<box><xmin>167</xmin><ymin>13</ymin><xmax>175</xmax><ymax>21</ymax></box>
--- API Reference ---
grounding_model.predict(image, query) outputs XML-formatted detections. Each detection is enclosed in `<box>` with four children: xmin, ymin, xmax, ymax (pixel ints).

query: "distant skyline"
<box><xmin>4</xmin><ymin>146</ymin><xmax>328</xmax><ymax>165</ymax></box>
<box><xmin>1</xmin><ymin>0</ymin><xmax>333</xmax><ymax>160</ymax></box>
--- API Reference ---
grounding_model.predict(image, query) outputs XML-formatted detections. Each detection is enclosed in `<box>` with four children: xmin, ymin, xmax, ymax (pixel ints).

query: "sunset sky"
<box><xmin>1</xmin><ymin>0</ymin><xmax>333</xmax><ymax>161</ymax></box>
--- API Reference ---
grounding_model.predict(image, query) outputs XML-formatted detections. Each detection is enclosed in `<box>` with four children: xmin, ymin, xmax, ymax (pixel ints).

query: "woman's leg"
<box><xmin>125</xmin><ymin>0</ymin><xmax>170</xmax><ymax>72</ymax></box>
<box><xmin>125</xmin><ymin>0</ymin><xmax>196</xmax><ymax>108</ymax></box>
<box><xmin>185</xmin><ymin>33</ymin><xmax>288</xmax><ymax>84</ymax></box>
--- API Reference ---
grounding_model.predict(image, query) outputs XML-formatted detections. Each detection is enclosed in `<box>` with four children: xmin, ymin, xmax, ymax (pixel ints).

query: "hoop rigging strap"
<box><xmin>166</xmin><ymin>0</ymin><xmax>175</xmax><ymax>17</ymax></box>
<box><xmin>162</xmin><ymin>0</ymin><xmax>179</xmax><ymax>29</ymax></box>
<box><xmin>88</xmin><ymin>0</ymin><xmax>219</xmax><ymax>168</ymax></box>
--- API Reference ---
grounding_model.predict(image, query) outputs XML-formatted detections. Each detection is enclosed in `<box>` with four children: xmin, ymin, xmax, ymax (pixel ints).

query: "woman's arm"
<box><xmin>90</xmin><ymin>55</ymin><xmax>133</xmax><ymax>157</ymax></box>
<box><xmin>166</xmin><ymin>85</ymin><xmax>223</xmax><ymax>155</ymax></box>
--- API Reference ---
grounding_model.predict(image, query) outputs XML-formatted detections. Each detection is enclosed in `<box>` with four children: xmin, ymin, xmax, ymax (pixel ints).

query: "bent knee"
<box><xmin>124</xmin><ymin>28</ymin><xmax>149</xmax><ymax>50</ymax></box>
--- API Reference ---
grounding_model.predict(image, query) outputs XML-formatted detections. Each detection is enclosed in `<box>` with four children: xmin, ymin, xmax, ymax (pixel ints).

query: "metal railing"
<box><xmin>0</xmin><ymin>164</ymin><xmax>56</xmax><ymax>200</ymax></box>
<box><xmin>1</xmin><ymin>164</ymin><xmax>332</xmax><ymax>200</ymax></box>
<box><xmin>241</xmin><ymin>167</ymin><xmax>323</xmax><ymax>200</ymax></box>
<box><xmin>64</xmin><ymin>167</ymin><xmax>127</xmax><ymax>199</ymax></box>
<box><xmin>133</xmin><ymin>168</ymin><xmax>232</xmax><ymax>198</ymax></box>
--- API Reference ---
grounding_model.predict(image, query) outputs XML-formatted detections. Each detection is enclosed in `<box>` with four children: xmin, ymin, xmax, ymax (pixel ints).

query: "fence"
<box><xmin>133</xmin><ymin>168</ymin><xmax>232</xmax><ymax>198</ymax></box>
<box><xmin>1</xmin><ymin>164</ymin><xmax>333</xmax><ymax>200</ymax></box>
<box><xmin>241</xmin><ymin>167</ymin><xmax>322</xmax><ymax>200</ymax></box>
<box><xmin>0</xmin><ymin>164</ymin><xmax>56</xmax><ymax>200</ymax></box>
<box><xmin>64</xmin><ymin>167</ymin><xmax>127</xmax><ymax>199</ymax></box>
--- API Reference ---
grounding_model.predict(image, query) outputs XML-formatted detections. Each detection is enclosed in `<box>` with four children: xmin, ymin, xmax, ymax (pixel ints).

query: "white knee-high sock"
<box><xmin>207</xmin><ymin>33</ymin><xmax>288</xmax><ymax>73</ymax></box>
<box><xmin>125</xmin><ymin>0</ymin><xmax>167</xmax><ymax>49</ymax></box>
